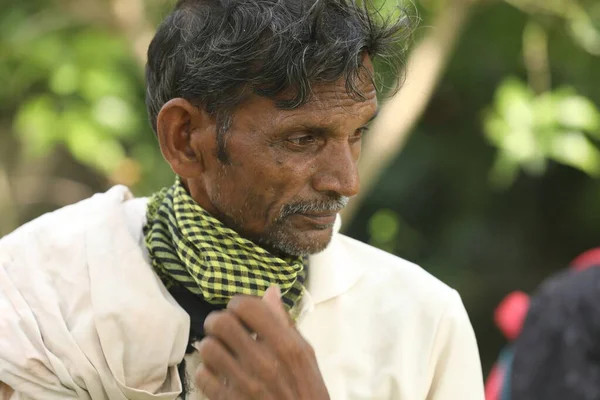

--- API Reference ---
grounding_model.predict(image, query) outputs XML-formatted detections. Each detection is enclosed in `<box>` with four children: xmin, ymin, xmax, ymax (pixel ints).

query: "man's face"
<box><xmin>194</xmin><ymin>65</ymin><xmax>378</xmax><ymax>257</ymax></box>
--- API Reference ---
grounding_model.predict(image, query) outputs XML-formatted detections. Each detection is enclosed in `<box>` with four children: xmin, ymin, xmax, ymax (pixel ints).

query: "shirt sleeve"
<box><xmin>425</xmin><ymin>290</ymin><xmax>485</xmax><ymax>400</ymax></box>
<box><xmin>0</xmin><ymin>261</ymin><xmax>80</xmax><ymax>400</ymax></box>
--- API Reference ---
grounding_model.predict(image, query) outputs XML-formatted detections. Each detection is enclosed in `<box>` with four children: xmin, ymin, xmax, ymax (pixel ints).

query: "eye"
<box><xmin>287</xmin><ymin>134</ymin><xmax>317</xmax><ymax>147</ymax></box>
<box><xmin>351</xmin><ymin>127</ymin><xmax>369</xmax><ymax>142</ymax></box>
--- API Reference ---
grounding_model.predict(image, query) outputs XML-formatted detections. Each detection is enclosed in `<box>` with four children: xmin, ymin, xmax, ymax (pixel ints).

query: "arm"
<box><xmin>426</xmin><ymin>290</ymin><xmax>485</xmax><ymax>400</ymax></box>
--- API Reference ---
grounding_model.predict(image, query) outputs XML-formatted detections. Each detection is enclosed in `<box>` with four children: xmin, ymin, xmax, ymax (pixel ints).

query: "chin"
<box><xmin>263</xmin><ymin>225</ymin><xmax>334</xmax><ymax>257</ymax></box>
<box><xmin>302</xmin><ymin>228</ymin><xmax>334</xmax><ymax>253</ymax></box>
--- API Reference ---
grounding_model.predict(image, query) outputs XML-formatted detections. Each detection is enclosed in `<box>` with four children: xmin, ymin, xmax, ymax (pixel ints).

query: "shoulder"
<box><xmin>0</xmin><ymin>187</ymin><xmax>188</xmax><ymax>399</ymax></box>
<box><xmin>336</xmin><ymin>233</ymin><xmax>460</xmax><ymax>311</ymax></box>
<box><xmin>0</xmin><ymin>185</ymin><xmax>149</xmax><ymax>290</ymax></box>
<box><xmin>330</xmin><ymin>233</ymin><xmax>475</xmax><ymax>359</ymax></box>
<box><xmin>0</xmin><ymin>185</ymin><xmax>145</xmax><ymax>258</ymax></box>
<box><xmin>308</xmin><ymin>234</ymin><xmax>482</xmax><ymax>394</ymax></box>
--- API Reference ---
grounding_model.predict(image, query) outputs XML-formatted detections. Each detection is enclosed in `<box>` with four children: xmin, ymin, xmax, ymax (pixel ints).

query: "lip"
<box><xmin>296</xmin><ymin>212</ymin><xmax>337</xmax><ymax>226</ymax></box>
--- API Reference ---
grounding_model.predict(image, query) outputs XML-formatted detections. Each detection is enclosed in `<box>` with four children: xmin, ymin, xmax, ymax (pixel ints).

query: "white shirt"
<box><xmin>0</xmin><ymin>185</ymin><xmax>484</xmax><ymax>399</ymax></box>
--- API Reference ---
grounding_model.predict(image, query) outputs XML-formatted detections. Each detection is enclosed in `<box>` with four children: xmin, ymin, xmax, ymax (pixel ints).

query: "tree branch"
<box><xmin>523</xmin><ymin>20</ymin><xmax>551</xmax><ymax>94</ymax></box>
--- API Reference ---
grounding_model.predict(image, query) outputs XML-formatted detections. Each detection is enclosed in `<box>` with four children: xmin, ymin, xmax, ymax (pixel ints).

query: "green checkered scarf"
<box><xmin>143</xmin><ymin>178</ymin><xmax>306</xmax><ymax>312</ymax></box>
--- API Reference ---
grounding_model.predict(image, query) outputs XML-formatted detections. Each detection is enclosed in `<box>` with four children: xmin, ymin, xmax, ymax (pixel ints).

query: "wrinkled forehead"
<box><xmin>309</xmin><ymin>78</ymin><xmax>376</xmax><ymax>111</ymax></box>
<box><xmin>233</xmin><ymin>58</ymin><xmax>377</xmax><ymax>129</ymax></box>
<box><xmin>278</xmin><ymin>59</ymin><xmax>377</xmax><ymax>116</ymax></box>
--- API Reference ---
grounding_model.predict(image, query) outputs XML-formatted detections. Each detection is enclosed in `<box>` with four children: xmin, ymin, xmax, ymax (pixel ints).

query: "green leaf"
<box><xmin>568</xmin><ymin>7</ymin><xmax>600</xmax><ymax>56</ymax></box>
<box><xmin>495</xmin><ymin>78</ymin><xmax>535</xmax><ymax>130</ymax></box>
<box><xmin>63</xmin><ymin>114</ymin><xmax>126</xmax><ymax>175</ymax></box>
<box><xmin>72</xmin><ymin>31</ymin><xmax>128</xmax><ymax>66</ymax></box>
<box><xmin>92</xmin><ymin>139</ymin><xmax>127</xmax><ymax>175</ymax></box>
<box><xmin>532</xmin><ymin>92</ymin><xmax>558</xmax><ymax>131</ymax></box>
<box><xmin>489</xmin><ymin>152</ymin><xmax>521</xmax><ymax>190</ymax></box>
<box><xmin>555</xmin><ymin>94</ymin><xmax>600</xmax><ymax>132</ymax></box>
<box><xmin>13</xmin><ymin>94</ymin><xmax>61</xmax><ymax>157</ymax></box>
<box><xmin>28</xmin><ymin>35</ymin><xmax>65</xmax><ymax>69</ymax></box>
<box><xmin>80</xmin><ymin>67</ymin><xmax>136</xmax><ymax>102</ymax></box>
<box><xmin>550</xmin><ymin>131</ymin><xmax>600</xmax><ymax>176</ymax></box>
<box><xmin>485</xmin><ymin>78</ymin><xmax>600</xmax><ymax>185</ymax></box>
<box><xmin>92</xmin><ymin>96</ymin><xmax>136</xmax><ymax>136</ymax></box>
<box><xmin>49</xmin><ymin>63</ymin><xmax>79</xmax><ymax>95</ymax></box>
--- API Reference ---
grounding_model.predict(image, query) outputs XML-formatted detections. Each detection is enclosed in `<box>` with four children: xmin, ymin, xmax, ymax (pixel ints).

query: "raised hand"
<box><xmin>194</xmin><ymin>286</ymin><xmax>330</xmax><ymax>400</ymax></box>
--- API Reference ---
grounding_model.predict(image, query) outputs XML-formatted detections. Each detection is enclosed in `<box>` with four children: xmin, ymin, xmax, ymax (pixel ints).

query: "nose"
<box><xmin>311</xmin><ymin>141</ymin><xmax>360</xmax><ymax>198</ymax></box>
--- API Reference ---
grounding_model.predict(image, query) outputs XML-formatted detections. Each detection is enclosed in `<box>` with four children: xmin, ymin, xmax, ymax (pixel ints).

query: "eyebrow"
<box><xmin>364</xmin><ymin>109</ymin><xmax>379</xmax><ymax>126</ymax></box>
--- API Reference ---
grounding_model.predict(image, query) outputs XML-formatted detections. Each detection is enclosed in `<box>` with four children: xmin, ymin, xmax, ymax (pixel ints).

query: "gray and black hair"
<box><xmin>145</xmin><ymin>0</ymin><xmax>413</xmax><ymax>159</ymax></box>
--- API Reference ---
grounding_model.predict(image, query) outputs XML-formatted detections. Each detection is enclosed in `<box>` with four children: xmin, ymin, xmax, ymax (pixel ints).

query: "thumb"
<box><xmin>262</xmin><ymin>286</ymin><xmax>291</xmax><ymax>325</ymax></box>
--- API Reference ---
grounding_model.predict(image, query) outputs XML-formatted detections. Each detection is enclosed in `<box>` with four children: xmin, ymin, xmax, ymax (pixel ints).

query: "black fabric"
<box><xmin>169</xmin><ymin>283</ymin><xmax>226</xmax><ymax>353</ymax></box>
<box><xmin>510</xmin><ymin>267</ymin><xmax>600</xmax><ymax>400</ymax></box>
<box><xmin>169</xmin><ymin>283</ymin><xmax>226</xmax><ymax>399</ymax></box>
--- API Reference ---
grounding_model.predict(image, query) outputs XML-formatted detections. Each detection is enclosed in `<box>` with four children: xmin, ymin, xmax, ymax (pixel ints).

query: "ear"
<box><xmin>156</xmin><ymin>98</ymin><xmax>213</xmax><ymax>178</ymax></box>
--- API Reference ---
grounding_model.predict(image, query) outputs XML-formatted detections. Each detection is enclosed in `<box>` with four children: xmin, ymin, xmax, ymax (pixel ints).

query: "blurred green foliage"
<box><xmin>1</xmin><ymin>1</ymin><xmax>172</xmax><ymax>196</ymax></box>
<box><xmin>485</xmin><ymin>77</ymin><xmax>600</xmax><ymax>187</ymax></box>
<box><xmin>1</xmin><ymin>0</ymin><xmax>599</xmax><ymax>375</ymax></box>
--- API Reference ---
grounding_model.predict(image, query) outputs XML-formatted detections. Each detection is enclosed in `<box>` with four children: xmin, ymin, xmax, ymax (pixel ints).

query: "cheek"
<box><xmin>225</xmin><ymin>143</ymin><xmax>316</xmax><ymax>209</ymax></box>
<box><xmin>248</xmin><ymin>162</ymin><xmax>313</xmax><ymax>217</ymax></box>
<box><xmin>224</xmin><ymin>162</ymin><xmax>286</xmax><ymax>208</ymax></box>
<box><xmin>272</xmin><ymin>157</ymin><xmax>314</xmax><ymax>190</ymax></box>
<box><xmin>252</xmin><ymin>164</ymin><xmax>297</xmax><ymax>200</ymax></box>
<box><xmin>253</xmin><ymin>148</ymin><xmax>312</xmax><ymax>186</ymax></box>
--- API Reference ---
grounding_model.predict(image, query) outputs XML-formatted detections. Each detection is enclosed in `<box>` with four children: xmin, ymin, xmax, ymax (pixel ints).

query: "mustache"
<box><xmin>278</xmin><ymin>196</ymin><xmax>350</xmax><ymax>220</ymax></box>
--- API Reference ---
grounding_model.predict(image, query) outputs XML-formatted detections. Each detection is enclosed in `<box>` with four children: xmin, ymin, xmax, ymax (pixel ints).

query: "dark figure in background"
<box><xmin>485</xmin><ymin>247</ymin><xmax>600</xmax><ymax>400</ymax></box>
<box><xmin>511</xmin><ymin>264</ymin><xmax>600</xmax><ymax>400</ymax></box>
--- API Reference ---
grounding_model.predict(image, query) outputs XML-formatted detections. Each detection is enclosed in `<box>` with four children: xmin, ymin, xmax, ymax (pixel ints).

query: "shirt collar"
<box><xmin>305</xmin><ymin>215</ymin><xmax>365</xmax><ymax>305</ymax></box>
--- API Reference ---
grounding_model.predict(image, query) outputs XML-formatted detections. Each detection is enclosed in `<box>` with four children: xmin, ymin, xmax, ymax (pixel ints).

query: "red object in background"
<box><xmin>571</xmin><ymin>247</ymin><xmax>600</xmax><ymax>271</ymax></box>
<box><xmin>494</xmin><ymin>291</ymin><xmax>530</xmax><ymax>342</ymax></box>
<box><xmin>485</xmin><ymin>291</ymin><xmax>530</xmax><ymax>400</ymax></box>
<box><xmin>485</xmin><ymin>364</ymin><xmax>503</xmax><ymax>400</ymax></box>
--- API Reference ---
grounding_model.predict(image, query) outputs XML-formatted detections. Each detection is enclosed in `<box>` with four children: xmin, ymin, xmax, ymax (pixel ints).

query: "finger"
<box><xmin>203</xmin><ymin>310</ymin><xmax>263</xmax><ymax>363</ymax></box>
<box><xmin>262</xmin><ymin>285</ymin><xmax>282</xmax><ymax>307</ymax></box>
<box><xmin>262</xmin><ymin>286</ymin><xmax>292</xmax><ymax>326</ymax></box>
<box><xmin>195</xmin><ymin>336</ymin><xmax>257</xmax><ymax>393</ymax></box>
<box><xmin>196</xmin><ymin>364</ymin><xmax>254</xmax><ymax>400</ymax></box>
<box><xmin>227</xmin><ymin>296</ymin><xmax>301</xmax><ymax>352</ymax></box>
<box><xmin>195</xmin><ymin>364</ymin><xmax>225</xmax><ymax>400</ymax></box>
<box><xmin>227</xmin><ymin>296</ymin><xmax>287</xmax><ymax>337</ymax></box>
<box><xmin>195</xmin><ymin>364</ymin><xmax>249</xmax><ymax>400</ymax></box>
<box><xmin>225</xmin><ymin>297</ymin><xmax>315</xmax><ymax>399</ymax></box>
<box><xmin>203</xmin><ymin>310</ymin><xmax>293</xmax><ymax>392</ymax></box>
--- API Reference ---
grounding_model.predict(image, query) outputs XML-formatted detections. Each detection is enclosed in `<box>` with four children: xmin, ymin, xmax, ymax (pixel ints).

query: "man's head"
<box><xmin>146</xmin><ymin>0</ymin><xmax>410</xmax><ymax>256</ymax></box>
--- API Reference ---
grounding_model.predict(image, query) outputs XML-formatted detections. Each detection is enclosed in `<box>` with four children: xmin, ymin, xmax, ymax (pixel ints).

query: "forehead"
<box><xmin>230</xmin><ymin>57</ymin><xmax>379</xmax><ymax>134</ymax></box>
<box><xmin>297</xmin><ymin>75</ymin><xmax>377</xmax><ymax>115</ymax></box>
<box><xmin>236</xmin><ymin>75</ymin><xmax>377</xmax><ymax>130</ymax></box>
<box><xmin>281</xmin><ymin>58</ymin><xmax>377</xmax><ymax>118</ymax></box>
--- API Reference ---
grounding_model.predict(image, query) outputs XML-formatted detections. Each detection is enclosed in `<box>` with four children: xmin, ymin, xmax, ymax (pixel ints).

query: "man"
<box><xmin>0</xmin><ymin>0</ymin><xmax>484</xmax><ymax>399</ymax></box>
